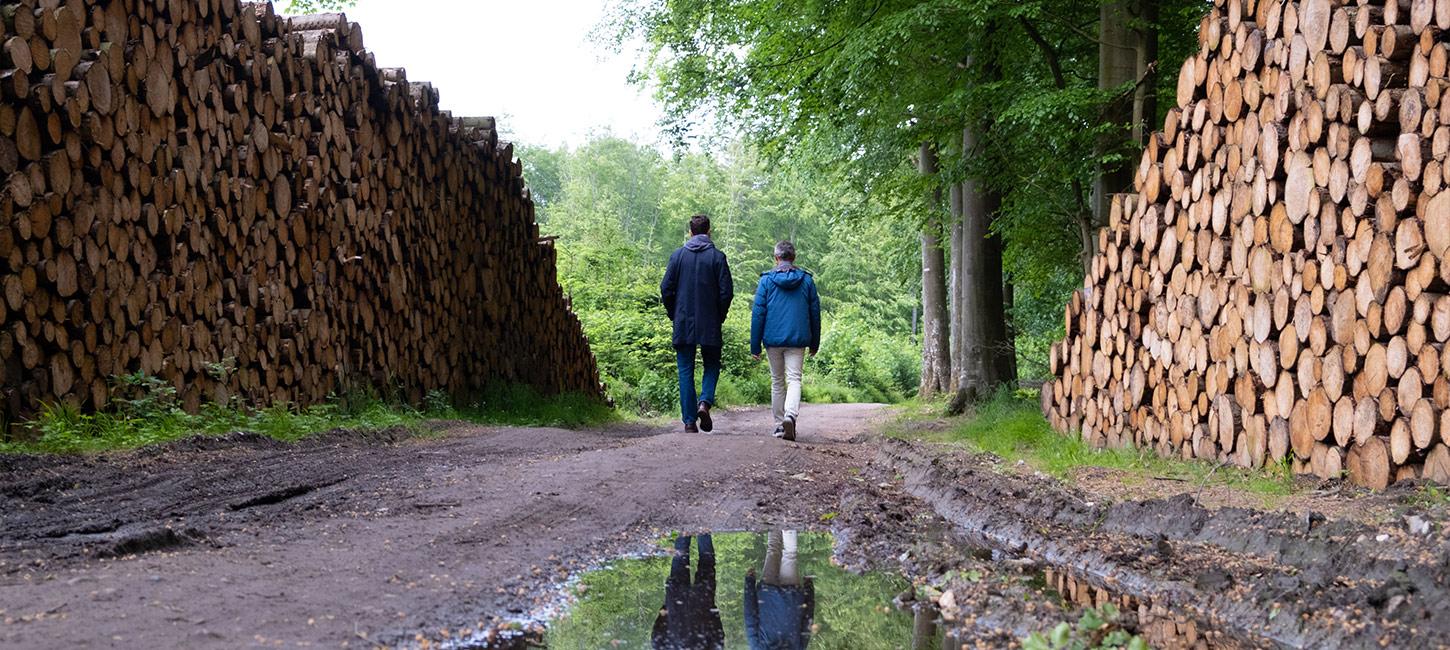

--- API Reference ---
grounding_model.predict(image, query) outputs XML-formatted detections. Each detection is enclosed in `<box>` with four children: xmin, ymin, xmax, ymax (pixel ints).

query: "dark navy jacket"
<box><xmin>661</xmin><ymin>235</ymin><xmax>734</xmax><ymax>347</ymax></box>
<box><xmin>749</xmin><ymin>264</ymin><xmax>821</xmax><ymax>356</ymax></box>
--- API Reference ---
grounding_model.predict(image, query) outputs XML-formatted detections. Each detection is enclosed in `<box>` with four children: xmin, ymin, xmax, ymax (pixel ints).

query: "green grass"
<box><xmin>0</xmin><ymin>379</ymin><xmax>618</xmax><ymax>455</ymax></box>
<box><xmin>452</xmin><ymin>384</ymin><xmax>621</xmax><ymax>428</ymax></box>
<box><xmin>889</xmin><ymin>388</ymin><xmax>1300</xmax><ymax>500</ymax></box>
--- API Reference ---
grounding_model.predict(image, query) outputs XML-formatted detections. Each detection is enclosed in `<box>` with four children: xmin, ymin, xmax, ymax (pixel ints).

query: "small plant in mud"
<box><xmin>202</xmin><ymin>356</ymin><xmax>238</xmax><ymax>382</ymax></box>
<box><xmin>112</xmin><ymin>371</ymin><xmax>182</xmax><ymax>419</ymax></box>
<box><xmin>1023</xmin><ymin>604</ymin><xmax>1148</xmax><ymax>650</ymax></box>
<box><xmin>423</xmin><ymin>389</ymin><xmax>456</xmax><ymax>417</ymax></box>
<box><xmin>1404</xmin><ymin>484</ymin><xmax>1450</xmax><ymax>514</ymax></box>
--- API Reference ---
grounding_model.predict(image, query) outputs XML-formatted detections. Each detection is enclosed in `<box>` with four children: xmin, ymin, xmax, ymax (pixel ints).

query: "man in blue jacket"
<box><xmin>750</xmin><ymin>241</ymin><xmax>821</xmax><ymax>441</ymax></box>
<box><xmin>661</xmin><ymin>214</ymin><xmax>734</xmax><ymax>433</ymax></box>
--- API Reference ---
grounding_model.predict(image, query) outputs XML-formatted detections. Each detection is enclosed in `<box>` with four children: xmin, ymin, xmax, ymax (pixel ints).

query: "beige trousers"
<box><xmin>762</xmin><ymin>529</ymin><xmax>800</xmax><ymax>586</ymax></box>
<box><xmin>767</xmin><ymin>347</ymin><xmax>805</xmax><ymax>424</ymax></box>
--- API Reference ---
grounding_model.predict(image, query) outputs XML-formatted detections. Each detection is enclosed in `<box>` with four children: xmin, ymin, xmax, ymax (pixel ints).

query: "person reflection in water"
<box><xmin>652</xmin><ymin>534</ymin><xmax>724</xmax><ymax>650</ymax></box>
<box><xmin>745</xmin><ymin>530</ymin><xmax>815</xmax><ymax>649</ymax></box>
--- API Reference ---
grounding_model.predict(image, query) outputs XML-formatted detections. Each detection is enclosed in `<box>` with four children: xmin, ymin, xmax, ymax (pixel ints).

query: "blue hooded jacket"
<box><xmin>744</xmin><ymin>573</ymin><xmax>814</xmax><ymax>650</ymax></box>
<box><xmin>661</xmin><ymin>234</ymin><xmax>734</xmax><ymax>347</ymax></box>
<box><xmin>750</xmin><ymin>264</ymin><xmax>821</xmax><ymax>356</ymax></box>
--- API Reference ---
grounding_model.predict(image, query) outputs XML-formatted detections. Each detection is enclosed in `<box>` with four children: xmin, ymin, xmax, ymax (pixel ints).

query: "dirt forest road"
<box><xmin>0</xmin><ymin>404</ymin><xmax>885</xmax><ymax>649</ymax></box>
<box><xmin>6</xmin><ymin>403</ymin><xmax>1450</xmax><ymax>649</ymax></box>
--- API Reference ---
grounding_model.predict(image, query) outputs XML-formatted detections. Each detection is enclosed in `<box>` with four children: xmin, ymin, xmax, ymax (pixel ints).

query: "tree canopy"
<box><xmin>285</xmin><ymin>0</ymin><xmax>355</xmax><ymax>15</ymax></box>
<box><xmin>608</xmin><ymin>0</ymin><xmax>1209</xmax><ymax>389</ymax></box>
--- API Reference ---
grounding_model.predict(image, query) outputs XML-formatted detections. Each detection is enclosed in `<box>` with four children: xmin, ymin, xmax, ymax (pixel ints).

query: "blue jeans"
<box><xmin>675</xmin><ymin>345</ymin><xmax>721</xmax><ymax>424</ymax></box>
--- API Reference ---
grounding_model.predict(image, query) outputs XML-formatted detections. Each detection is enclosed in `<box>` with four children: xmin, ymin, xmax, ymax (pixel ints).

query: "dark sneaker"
<box><xmin>782</xmin><ymin>416</ymin><xmax>796</xmax><ymax>441</ymax></box>
<box><xmin>684</xmin><ymin>422</ymin><xmax>699</xmax><ymax>433</ymax></box>
<box><xmin>772</xmin><ymin>425</ymin><xmax>785</xmax><ymax>438</ymax></box>
<box><xmin>697</xmin><ymin>401</ymin><xmax>713</xmax><ymax>432</ymax></box>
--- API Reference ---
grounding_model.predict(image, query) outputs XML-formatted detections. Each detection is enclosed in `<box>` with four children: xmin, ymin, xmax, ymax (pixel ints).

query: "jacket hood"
<box><xmin>684</xmin><ymin>234</ymin><xmax>715</xmax><ymax>252</ymax></box>
<box><xmin>762</xmin><ymin>264</ymin><xmax>807</xmax><ymax>290</ymax></box>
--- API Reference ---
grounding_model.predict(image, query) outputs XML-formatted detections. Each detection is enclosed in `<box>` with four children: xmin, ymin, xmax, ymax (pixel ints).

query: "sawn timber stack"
<box><xmin>1044</xmin><ymin>0</ymin><xmax>1450</xmax><ymax>488</ymax></box>
<box><xmin>0</xmin><ymin>0</ymin><xmax>605</xmax><ymax>431</ymax></box>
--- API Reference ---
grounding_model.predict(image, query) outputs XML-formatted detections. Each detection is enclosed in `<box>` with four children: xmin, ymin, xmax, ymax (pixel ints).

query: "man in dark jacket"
<box><xmin>652</xmin><ymin>534</ymin><xmax>724</xmax><ymax>650</ymax></box>
<box><xmin>749</xmin><ymin>241</ymin><xmax>821</xmax><ymax>440</ymax></box>
<box><xmin>661</xmin><ymin>214</ymin><xmax>734</xmax><ymax>433</ymax></box>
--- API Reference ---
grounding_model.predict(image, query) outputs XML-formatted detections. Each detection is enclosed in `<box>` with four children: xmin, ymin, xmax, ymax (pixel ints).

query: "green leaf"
<box><xmin>1024</xmin><ymin>633</ymin><xmax>1053</xmax><ymax>650</ymax></box>
<box><xmin>1050</xmin><ymin>622</ymin><xmax>1072</xmax><ymax>647</ymax></box>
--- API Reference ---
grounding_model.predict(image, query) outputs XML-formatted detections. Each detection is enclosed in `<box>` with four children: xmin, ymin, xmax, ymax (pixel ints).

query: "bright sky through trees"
<box><xmin>340</xmin><ymin>0</ymin><xmax>660</xmax><ymax>147</ymax></box>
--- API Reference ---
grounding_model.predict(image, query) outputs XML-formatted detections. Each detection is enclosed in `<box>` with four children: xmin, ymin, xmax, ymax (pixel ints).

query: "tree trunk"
<box><xmin>1003</xmin><ymin>280</ymin><xmax>1018</xmax><ymax>380</ymax></box>
<box><xmin>948</xmin><ymin>125</ymin><xmax>1016</xmax><ymax>413</ymax></box>
<box><xmin>1133</xmin><ymin>0</ymin><xmax>1160</xmax><ymax>147</ymax></box>
<box><xmin>982</xmin><ymin>202</ymin><xmax>1016</xmax><ymax>387</ymax></box>
<box><xmin>1077</xmin><ymin>208</ymin><xmax>1099</xmax><ymax>279</ymax></box>
<box><xmin>919</xmin><ymin>142</ymin><xmax>951</xmax><ymax>398</ymax></box>
<box><xmin>1093</xmin><ymin>0</ymin><xmax>1142</xmax><ymax>227</ymax></box>
<box><xmin>949</xmin><ymin>180</ymin><xmax>966</xmax><ymax>393</ymax></box>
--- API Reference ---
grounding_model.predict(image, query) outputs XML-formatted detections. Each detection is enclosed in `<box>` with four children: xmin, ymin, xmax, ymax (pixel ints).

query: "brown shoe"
<box><xmin>684</xmin><ymin>422</ymin><xmax>699</xmax><ymax>433</ymax></box>
<box><xmin>696</xmin><ymin>401</ymin><xmax>713</xmax><ymax>432</ymax></box>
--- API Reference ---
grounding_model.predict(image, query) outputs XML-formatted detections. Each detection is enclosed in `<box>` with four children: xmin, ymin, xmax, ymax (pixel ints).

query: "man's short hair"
<box><xmin>689</xmin><ymin>214</ymin><xmax>711</xmax><ymax>236</ymax></box>
<box><xmin>774</xmin><ymin>241</ymin><xmax>796</xmax><ymax>261</ymax></box>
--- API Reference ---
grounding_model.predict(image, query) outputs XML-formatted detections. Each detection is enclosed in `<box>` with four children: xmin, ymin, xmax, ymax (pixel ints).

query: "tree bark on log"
<box><xmin>1043</xmin><ymin>0</ymin><xmax>1450</xmax><ymax>489</ymax></box>
<box><xmin>0</xmin><ymin>0</ymin><xmax>606</xmax><ymax>432</ymax></box>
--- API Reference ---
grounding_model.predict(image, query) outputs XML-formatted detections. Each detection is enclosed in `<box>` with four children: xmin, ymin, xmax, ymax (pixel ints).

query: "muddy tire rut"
<box><xmin>881</xmin><ymin>439</ymin><xmax>1450</xmax><ymax>649</ymax></box>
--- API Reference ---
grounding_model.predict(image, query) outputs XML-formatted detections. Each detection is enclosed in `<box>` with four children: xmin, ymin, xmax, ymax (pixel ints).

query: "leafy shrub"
<box><xmin>811</xmin><ymin>316</ymin><xmax>919</xmax><ymax>403</ymax></box>
<box><xmin>801</xmin><ymin>381</ymin><xmax>857</xmax><ymax>404</ymax></box>
<box><xmin>1023</xmin><ymin>604</ymin><xmax>1148</xmax><ymax>650</ymax></box>
<box><xmin>581</xmin><ymin>295</ymin><xmax>920</xmax><ymax>415</ymax></box>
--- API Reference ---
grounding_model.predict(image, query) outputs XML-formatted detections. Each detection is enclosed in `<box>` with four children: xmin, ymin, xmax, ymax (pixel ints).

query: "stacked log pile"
<box><xmin>1044</xmin><ymin>0</ymin><xmax>1450</xmax><ymax>488</ymax></box>
<box><xmin>0</xmin><ymin>0</ymin><xmax>604</xmax><ymax>431</ymax></box>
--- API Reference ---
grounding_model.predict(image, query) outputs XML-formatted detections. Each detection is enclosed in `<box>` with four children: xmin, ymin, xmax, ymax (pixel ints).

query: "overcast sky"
<box><xmin>342</xmin><ymin>0</ymin><xmax>663</xmax><ymax>149</ymax></box>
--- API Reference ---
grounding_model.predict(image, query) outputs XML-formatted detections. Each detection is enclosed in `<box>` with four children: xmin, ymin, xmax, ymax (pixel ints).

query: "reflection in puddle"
<box><xmin>656</xmin><ymin>534</ymin><xmax>722</xmax><ymax>649</ymax></box>
<box><xmin>545</xmin><ymin>530</ymin><xmax>941</xmax><ymax>649</ymax></box>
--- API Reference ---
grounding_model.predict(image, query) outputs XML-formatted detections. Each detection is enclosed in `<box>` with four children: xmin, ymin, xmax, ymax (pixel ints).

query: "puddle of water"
<box><xmin>539</xmin><ymin>531</ymin><xmax>943</xmax><ymax>650</ymax></box>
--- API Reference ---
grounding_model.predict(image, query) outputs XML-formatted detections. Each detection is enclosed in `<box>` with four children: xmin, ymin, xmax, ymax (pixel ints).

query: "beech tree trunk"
<box><xmin>1003</xmin><ymin>280</ymin><xmax>1018</xmax><ymax>380</ymax></box>
<box><xmin>981</xmin><ymin>196</ymin><xmax>1016</xmax><ymax>386</ymax></box>
<box><xmin>1133</xmin><ymin>0</ymin><xmax>1160</xmax><ymax>147</ymax></box>
<box><xmin>949</xmin><ymin>180</ymin><xmax>966</xmax><ymax>393</ymax></box>
<box><xmin>1094</xmin><ymin>0</ymin><xmax>1143</xmax><ymax>231</ymax></box>
<box><xmin>948</xmin><ymin>125</ymin><xmax>1016</xmax><ymax>413</ymax></box>
<box><xmin>919</xmin><ymin>142</ymin><xmax>951</xmax><ymax>398</ymax></box>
